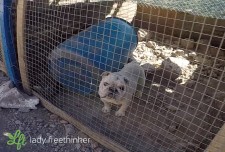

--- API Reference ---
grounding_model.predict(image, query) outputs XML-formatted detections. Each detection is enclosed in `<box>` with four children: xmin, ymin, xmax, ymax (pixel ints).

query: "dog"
<box><xmin>98</xmin><ymin>61</ymin><xmax>146</xmax><ymax>116</ymax></box>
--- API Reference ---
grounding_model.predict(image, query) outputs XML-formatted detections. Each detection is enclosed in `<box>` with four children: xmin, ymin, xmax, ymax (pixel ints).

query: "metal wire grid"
<box><xmin>139</xmin><ymin>0</ymin><xmax>225</xmax><ymax>19</ymax></box>
<box><xmin>51</xmin><ymin>0</ymin><xmax>225</xmax><ymax>19</ymax></box>
<box><xmin>134</xmin><ymin>5</ymin><xmax>225</xmax><ymax>151</ymax></box>
<box><xmin>0</xmin><ymin>40</ymin><xmax>3</xmax><ymax>62</ymax></box>
<box><xmin>21</xmin><ymin>0</ymin><xmax>225</xmax><ymax>152</ymax></box>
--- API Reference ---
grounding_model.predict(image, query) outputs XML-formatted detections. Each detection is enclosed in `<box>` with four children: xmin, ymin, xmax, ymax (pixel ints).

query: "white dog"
<box><xmin>98</xmin><ymin>61</ymin><xmax>146</xmax><ymax>116</ymax></box>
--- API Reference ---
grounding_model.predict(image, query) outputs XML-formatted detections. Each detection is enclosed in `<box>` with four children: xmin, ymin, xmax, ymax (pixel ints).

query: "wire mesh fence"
<box><xmin>0</xmin><ymin>40</ymin><xmax>3</xmax><ymax>63</ymax></box>
<box><xmin>139</xmin><ymin>0</ymin><xmax>225</xmax><ymax>19</ymax></box>
<box><xmin>16</xmin><ymin>0</ymin><xmax>225</xmax><ymax>151</ymax></box>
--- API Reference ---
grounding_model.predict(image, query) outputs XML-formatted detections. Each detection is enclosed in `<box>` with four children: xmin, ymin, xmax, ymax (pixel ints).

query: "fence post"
<box><xmin>17</xmin><ymin>0</ymin><xmax>32</xmax><ymax>94</ymax></box>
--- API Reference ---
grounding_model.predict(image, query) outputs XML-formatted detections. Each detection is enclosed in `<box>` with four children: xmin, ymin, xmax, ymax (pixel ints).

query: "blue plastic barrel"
<box><xmin>49</xmin><ymin>17</ymin><xmax>138</xmax><ymax>94</ymax></box>
<box><xmin>0</xmin><ymin>0</ymin><xmax>21</xmax><ymax>88</ymax></box>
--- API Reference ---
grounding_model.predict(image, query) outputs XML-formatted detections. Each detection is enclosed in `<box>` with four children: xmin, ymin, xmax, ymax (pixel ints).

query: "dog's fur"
<box><xmin>98</xmin><ymin>61</ymin><xmax>146</xmax><ymax>116</ymax></box>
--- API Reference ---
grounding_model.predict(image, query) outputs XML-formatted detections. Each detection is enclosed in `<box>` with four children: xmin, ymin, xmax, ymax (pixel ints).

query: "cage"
<box><xmin>16</xmin><ymin>0</ymin><xmax>225</xmax><ymax>151</ymax></box>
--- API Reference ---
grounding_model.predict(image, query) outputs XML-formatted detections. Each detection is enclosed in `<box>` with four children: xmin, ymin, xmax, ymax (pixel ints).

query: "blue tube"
<box><xmin>49</xmin><ymin>17</ymin><xmax>138</xmax><ymax>94</ymax></box>
<box><xmin>0</xmin><ymin>0</ymin><xmax>21</xmax><ymax>87</ymax></box>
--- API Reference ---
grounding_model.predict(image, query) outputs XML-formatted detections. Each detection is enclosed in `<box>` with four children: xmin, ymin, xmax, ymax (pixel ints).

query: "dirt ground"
<box><xmin>0</xmin><ymin>102</ymin><xmax>109</xmax><ymax>152</ymax></box>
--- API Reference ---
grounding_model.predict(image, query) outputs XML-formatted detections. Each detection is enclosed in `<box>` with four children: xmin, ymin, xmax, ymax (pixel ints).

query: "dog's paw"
<box><xmin>102</xmin><ymin>106</ymin><xmax>111</xmax><ymax>113</ymax></box>
<box><xmin>115</xmin><ymin>110</ymin><xmax>125</xmax><ymax>117</ymax></box>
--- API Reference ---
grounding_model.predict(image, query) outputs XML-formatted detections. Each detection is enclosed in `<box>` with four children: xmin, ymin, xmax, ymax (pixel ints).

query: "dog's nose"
<box><xmin>109</xmin><ymin>87</ymin><xmax>114</xmax><ymax>92</ymax></box>
<box><xmin>109</xmin><ymin>87</ymin><xmax>118</xmax><ymax>93</ymax></box>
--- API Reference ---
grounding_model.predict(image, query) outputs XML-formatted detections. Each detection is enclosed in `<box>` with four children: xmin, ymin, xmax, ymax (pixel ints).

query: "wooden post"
<box><xmin>0</xmin><ymin>42</ymin><xmax>7</xmax><ymax>74</ymax></box>
<box><xmin>17</xmin><ymin>0</ymin><xmax>32</xmax><ymax>94</ymax></box>
<box><xmin>206</xmin><ymin>124</ymin><xmax>225</xmax><ymax>152</ymax></box>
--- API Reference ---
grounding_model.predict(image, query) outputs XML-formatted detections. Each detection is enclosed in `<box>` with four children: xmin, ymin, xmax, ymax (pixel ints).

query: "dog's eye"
<box><xmin>104</xmin><ymin>82</ymin><xmax>109</xmax><ymax>86</ymax></box>
<box><xmin>119</xmin><ymin>86</ymin><xmax>124</xmax><ymax>91</ymax></box>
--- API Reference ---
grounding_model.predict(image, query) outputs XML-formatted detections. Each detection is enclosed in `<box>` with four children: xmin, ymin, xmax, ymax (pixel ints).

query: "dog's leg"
<box><xmin>135</xmin><ymin>75</ymin><xmax>146</xmax><ymax>98</ymax></box>
<box><xmin>102</xmin><ymin>101</ymin><xmax>111</xmax><ymax>113</ymax></box>
<box><xmin>115</xmin><ymin>101</ymin><xmax>129</xmax><ymax>116</ymax></box>
<box><xmin>135</xmin><ymin>84</ymin><xmax>143</xmax><ymax>97</ymax></box>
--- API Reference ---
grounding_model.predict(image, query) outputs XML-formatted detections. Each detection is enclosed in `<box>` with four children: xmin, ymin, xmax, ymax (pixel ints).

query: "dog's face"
<box><xmin>98</xmin><ymin>72</ymin><xmax>129</xmax><ymax>101</ymax></box>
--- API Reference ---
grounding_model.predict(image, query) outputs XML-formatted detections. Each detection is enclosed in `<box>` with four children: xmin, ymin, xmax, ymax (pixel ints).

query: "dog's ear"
<box><xmin>101</xmin><ymin>71</ymin><xmax>111</xmax><ymax>78</ymax></box>
<box><xmin>124</xmin><ymin>77</ymin><xmax>129</xmax><ymax>85</ymax></box>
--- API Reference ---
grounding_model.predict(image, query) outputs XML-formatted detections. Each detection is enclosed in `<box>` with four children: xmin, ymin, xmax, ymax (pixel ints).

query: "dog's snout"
<box><xmin>109</xmin><ymin>87</ymin><xmax>118</xmax><ymax>93</ymax></box>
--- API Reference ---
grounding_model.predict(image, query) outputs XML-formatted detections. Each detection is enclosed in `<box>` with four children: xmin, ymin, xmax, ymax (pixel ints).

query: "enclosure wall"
<box><xmin>17</xmin><ymin>1</ymin><xmax>225</xmax><ymax>152</ymax></box>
